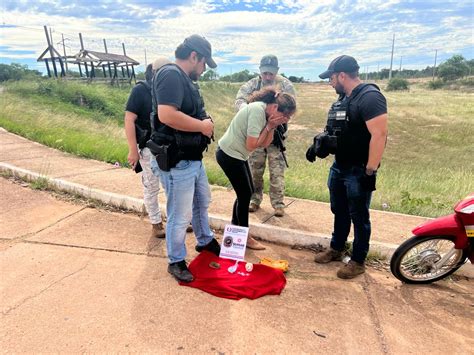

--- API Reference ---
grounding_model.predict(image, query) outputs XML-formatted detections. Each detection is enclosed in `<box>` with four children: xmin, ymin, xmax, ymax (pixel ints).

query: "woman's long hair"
<box><xmin>248</xmin><ymin>88</ymin><xmax>296</xmax><ymax>115</ymax></box>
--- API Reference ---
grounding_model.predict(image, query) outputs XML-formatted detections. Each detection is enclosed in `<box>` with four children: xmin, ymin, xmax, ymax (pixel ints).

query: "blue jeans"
<box><xmin>328</xmin><ymin>161</ymin><xmax>373</xmax><ymax>263</ymax></box>
<box><xmin>150</xmin><ymin>158</ymin><xmax>214</xmax><ymax>264</ymax></box>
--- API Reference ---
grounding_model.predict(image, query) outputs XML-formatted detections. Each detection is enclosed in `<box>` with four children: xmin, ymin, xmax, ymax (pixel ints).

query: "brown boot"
<box><xmin>337</xmin><ymin>260</ymin><xmax>365</xmax><ymax>279</ymax></box>
<box><xmin>274</xmin><ymin>207</ymin><xmax>285</xmax><ymax>217</ymax></box>
<box><xmin>248</xmin><ymin>202</ymin><xmax>260</xmax><ymax>213</ymax></box>
<box><xmin>152</xmin><ymin>222</ymin><xmax>165</xmax><ymax>239</ymax></box>
<box><xmin>247</xmin><ymin>236</ymin><xmax>266</xmax><ymax>250</ymax></box>
<box><xmin>314</xmin><ymin>248</ymin><xmax>343</xmax><ymax>263</ymax></box>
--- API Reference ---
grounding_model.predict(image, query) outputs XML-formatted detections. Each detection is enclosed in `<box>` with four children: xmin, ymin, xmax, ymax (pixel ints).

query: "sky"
<box><xmin>0</xmin><ymin>0</ymin><xmax>473</xmax><ymax>81</ymax></box>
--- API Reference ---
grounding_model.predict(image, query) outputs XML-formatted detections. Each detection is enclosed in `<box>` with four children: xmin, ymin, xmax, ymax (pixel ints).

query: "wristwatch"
<box><xmin>365</xmin><ymin>168</ymin><xmax>376</xmax><ymax>176</ymax></box>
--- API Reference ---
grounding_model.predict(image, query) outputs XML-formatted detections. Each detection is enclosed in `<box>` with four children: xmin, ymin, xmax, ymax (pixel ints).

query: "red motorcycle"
<box><xmin>390</xmin><ymin>194</ymin><xmax>474</xmax><ymax>284</ymax></box>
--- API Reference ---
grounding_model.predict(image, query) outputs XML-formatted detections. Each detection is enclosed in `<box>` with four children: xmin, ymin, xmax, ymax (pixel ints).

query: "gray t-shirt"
<box><xmin>218</xmin><ymin>102</ymin><xmax>267</xmax><ymax>161</ymax></box>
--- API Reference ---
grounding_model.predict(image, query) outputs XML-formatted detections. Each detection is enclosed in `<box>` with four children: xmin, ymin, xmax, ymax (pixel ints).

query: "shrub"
<box><xmin>437</xmin><ymin>54</ymin><xmax>470</xmax><ymax>81</ymax></box>
<box><xmin>386</xmin><ymin>78</ymin><xmax>409</xmax><ymax>91</ymax></box>
<box><xmin>428</xmin><ymin>79</ymin><xmax>444</xmax><ymax>90</ymax></box>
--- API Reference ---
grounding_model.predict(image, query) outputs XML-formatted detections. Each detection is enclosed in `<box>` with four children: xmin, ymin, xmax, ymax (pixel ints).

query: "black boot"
<box><xmin>168</xmin><ymin>260</ymin><xmax>194</xmax><ymax>283</ymax></box>
<box><xmin>195</xmin><ymin>238</ymin><xmax>220</xmax><ymax>257</ymax></box>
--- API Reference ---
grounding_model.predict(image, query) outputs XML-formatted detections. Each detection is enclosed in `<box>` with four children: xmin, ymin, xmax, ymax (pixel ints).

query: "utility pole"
<box><xmin>389</xmin><ymin>33</ymin><xmax>395</xmax><ymax>80</ymax></box>
<box><xmin>399</xmin><ymin>56</ymin><xmax>403</xmax><ymax>74</ymax></box>
<box><xmin>365</xmin><ymin>66</ymin><xmax>368</xmax><ymax>81</ymax></box>
<box><xmin>432</xmin><ymin>49</ymin><xmax>438</xmax><ymax>80</ymax></box>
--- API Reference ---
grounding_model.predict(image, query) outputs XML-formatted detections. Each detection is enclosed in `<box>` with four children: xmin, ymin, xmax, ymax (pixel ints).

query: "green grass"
<box><xmin>1</xmin><ymin>79</ymin><xmax>473</xmax><ymax>217</ymax></box>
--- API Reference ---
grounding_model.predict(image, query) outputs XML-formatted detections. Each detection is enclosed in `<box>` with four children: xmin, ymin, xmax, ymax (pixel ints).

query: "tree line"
<box><xmin>1</xmin><ymin>55</ymin><xmax>472</xmax><ymax>83</ymax></box>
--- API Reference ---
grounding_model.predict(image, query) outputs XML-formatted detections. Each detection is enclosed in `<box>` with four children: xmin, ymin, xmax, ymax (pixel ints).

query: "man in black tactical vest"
<box><xmin>148</xmin><ymin>35</ymin><xmax>220</xmax><ymax>283</ymax></box>
<box><xmin>307</xmin><ymin>55</ymin><xmax>388</xmax><ymax>279</ymax></box>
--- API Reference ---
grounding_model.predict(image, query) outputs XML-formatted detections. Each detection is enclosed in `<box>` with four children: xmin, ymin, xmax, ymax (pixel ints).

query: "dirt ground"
<box><xmin>1</xmin><ymin>177</ymin><xmax>473</xmax><ymax>354</ymax></box>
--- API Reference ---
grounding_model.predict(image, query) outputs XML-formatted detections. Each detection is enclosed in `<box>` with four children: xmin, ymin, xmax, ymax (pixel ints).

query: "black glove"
<box><xmin>361</xmin><ymin>173</ymin><xmax>376</xmax><ymax>191</ymax></box>
<box><xmin>306</xmin><ymin>145</ymin><xmax>317</xmax><ymax>162</ymax></box>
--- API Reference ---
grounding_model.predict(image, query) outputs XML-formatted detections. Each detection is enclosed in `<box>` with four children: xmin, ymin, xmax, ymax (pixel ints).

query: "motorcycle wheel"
<box><xmin>390</xmin><ymin>235</ymin><xmax>468</xmax><ymax>284</ymax></box>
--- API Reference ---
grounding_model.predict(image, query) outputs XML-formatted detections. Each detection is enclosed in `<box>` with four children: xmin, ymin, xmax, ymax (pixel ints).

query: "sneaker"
<box><xmin>337</xmin><ymin>260</ymin><xmax>365</xmax><ymax>279</ymax></box>
<box><xmin>314</xmin><ymin>248</ymin><xmax>343</xmax><ymax>264</ymax></box>
<box><xmin>274</xmin><ymin>207</ymin><xmax>285</xmax><ymax>217</ymax></box>
<box><xmin>151</xmin><ymin>222</ymin><xmax>165</xmax><ymax>239</ymax></box>
<box><xmin>186</xmin><ymin>224</ymin><xmax>193</xmax><ymax>233</ymax></box>
<box><xmin>246</xmin><ymin>236</ymin><xmax>266</xmax><ymax>250</ymax></box>
<box><xmin>168</xmin><ymin>260</ymin><xmax>194</xmax><ymax>283</ymax></box>
<box><xmin>195</xmin><ymin>238</ymin><xmax>221</xmax><ymax>256</ymax></box>
<box><xmin>249</xmin><ymin>202</ymin><xmax>260</xmax><ymax>213</ymax></box>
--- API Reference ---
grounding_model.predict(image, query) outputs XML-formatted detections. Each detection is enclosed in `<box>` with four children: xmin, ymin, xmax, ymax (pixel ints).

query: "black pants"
<box><xmin>216</xmin><ymin>147</ymin><xmax>254</xmax><ymax>227</ymax></box>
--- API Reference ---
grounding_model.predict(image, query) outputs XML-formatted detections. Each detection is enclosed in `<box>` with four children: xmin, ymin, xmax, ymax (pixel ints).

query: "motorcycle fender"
<box><xmin>412</xmin><ymin>214</ymin><xmax>468</xmax><ymax>249</ymax></box>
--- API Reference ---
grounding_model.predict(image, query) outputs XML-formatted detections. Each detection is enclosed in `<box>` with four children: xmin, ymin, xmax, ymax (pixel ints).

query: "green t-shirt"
<box><xmin>218</xmin><ymin>102</ymin><xmax>267</xmax><ymax>161</ymax></box>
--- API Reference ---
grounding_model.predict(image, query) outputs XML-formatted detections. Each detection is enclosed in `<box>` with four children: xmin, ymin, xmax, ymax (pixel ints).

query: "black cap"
<box><xmin>319</xmin><ymin>55</ymin><xmax>359</xmax><ymax>79</ymax></box>
<box><xmin>183</xmin><ymin>34</ymin><xmax>217</xmax><ymax>69</ymax></box>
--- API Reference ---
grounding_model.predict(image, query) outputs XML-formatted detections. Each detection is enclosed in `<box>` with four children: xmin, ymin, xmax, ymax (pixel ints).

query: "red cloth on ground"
<box><xmin>180</xmin><ymin>251</ymin><xmax>286</xmax><ymax>300</ymax></box>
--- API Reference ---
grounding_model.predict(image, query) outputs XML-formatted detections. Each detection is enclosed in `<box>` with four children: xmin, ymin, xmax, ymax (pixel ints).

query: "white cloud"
<box><xmin>0</xmin><ymin>0</ymin><xmax>472</xmax><ymax>79</ymax></box>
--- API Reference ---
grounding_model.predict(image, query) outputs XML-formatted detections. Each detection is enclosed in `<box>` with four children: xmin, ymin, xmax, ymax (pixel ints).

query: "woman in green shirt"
<box><xmin>216</xmin><ymin>88</ymin><xmax>296</xmax><ymax>250</ymax></box>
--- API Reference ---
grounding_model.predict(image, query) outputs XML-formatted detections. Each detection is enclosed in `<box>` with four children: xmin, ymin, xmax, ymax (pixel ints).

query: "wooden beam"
<box><xmin>44</xmin><ymin>26</ymin><xmax>58</xmax><ymax>78</ymax></box>
<box><xmin>44</xmin><ymin>58</ymin><xmax>51</xmax><ymax>78</ymax></box>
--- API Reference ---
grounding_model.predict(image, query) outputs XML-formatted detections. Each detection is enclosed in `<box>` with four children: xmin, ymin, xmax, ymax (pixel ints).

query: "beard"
<box><xmin>335</xmin><ymin>82</ymin><xmax>345</xmax><ymax>95</ymax></box>
<box><xmin>262</xmin><ymin>79</ymin><xmax>275</xmax><ymax>86</ymax></box>
<box><xmin>189</xmin><ymin>70</ymin><xmax>200</xmax><ymax>81</ymax></box>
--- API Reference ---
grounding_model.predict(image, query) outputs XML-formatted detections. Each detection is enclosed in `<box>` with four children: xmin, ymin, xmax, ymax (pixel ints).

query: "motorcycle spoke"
<box><xmin>399</xmin><ymin>238</ymin><xmax>465</xmax><ymax>281</ymax></box>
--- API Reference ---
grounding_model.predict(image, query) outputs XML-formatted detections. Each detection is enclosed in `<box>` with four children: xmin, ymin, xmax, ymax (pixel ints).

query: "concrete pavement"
<box><xmin>1</xmin><ymin>128</ymin><xmax>473</xmax><ymax>277</ymax></box>
<box><xmin>0</xmin><ymin>128</ymin><xmax>433</xmax><ymax>250</ymax></box>
<box><xmin>1</xmin><ymin>177</ymin><xmax>473</xmax><ymax>353</ymax></box>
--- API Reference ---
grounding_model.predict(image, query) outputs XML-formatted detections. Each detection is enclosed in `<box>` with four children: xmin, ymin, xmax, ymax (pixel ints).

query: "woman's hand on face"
<box><xmin>267</xmin><ymin>112</ymin><xmax>290</xmax><ymax>129</ymax></box>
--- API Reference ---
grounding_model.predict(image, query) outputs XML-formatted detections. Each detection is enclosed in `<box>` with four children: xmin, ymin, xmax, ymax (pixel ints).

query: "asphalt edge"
<box><xmin>1</xmin><ymin>162</ymin><xmax>472</xmax><ymax>278</ymax></box>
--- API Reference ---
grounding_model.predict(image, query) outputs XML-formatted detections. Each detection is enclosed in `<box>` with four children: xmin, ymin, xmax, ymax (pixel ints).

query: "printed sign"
<box><xmin>219</xmin><ymin>224</ymin><xmax>249</xmax><ymax>261</ymax></box>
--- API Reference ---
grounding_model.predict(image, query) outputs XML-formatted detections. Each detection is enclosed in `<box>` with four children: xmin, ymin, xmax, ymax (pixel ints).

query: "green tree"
<box><xmin>0</xmin><ymin>63</ymin><xmax>42</xmax><ymax>82</ymax></box>
<box><xmin>200</xmin><ymin>69</ymin><xmax>219</xmax><ymax>81</ymax></box>
<box><xmin>220</xmin><ymin>69</ymin><xmax>256</xmax><ymax>82</ymax></box>
<box><xmin>437</xmin><ymin>54</ymin><xmax>470</xmax><ymax>81</ymax></box>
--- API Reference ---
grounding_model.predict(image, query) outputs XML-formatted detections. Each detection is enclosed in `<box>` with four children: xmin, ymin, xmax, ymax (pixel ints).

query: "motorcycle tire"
<box><xmin>390</xmin><ymin>235</ymin><xmax>468</xmax><ymax>284</ymax></box>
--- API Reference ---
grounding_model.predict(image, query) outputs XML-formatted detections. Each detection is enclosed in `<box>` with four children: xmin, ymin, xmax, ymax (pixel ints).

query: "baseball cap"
<box><xmin>182</xmin><ymin>34</ymin><xmax>217</xmax><ymax>68</ymax></box>
<box><xmin>259</xmin><ymin>54</ymin><xmax>279</xmax><ymax>74</ymax></box>
<box><xmin>319</xmin><ymin>55</ymin><xmax>360</xmax><ymax>79</ymax></box>
<box><xmin>152</xmin><ymin>56</ymin><xmax>171</xmax><ymax>71</ymax></box>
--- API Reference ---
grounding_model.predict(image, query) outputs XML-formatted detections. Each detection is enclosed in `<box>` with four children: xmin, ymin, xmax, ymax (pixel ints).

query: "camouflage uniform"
<box><xmin>235</xmin><ymin>75</ymin><xmax>296</xmax><ymax>209</ymax></box>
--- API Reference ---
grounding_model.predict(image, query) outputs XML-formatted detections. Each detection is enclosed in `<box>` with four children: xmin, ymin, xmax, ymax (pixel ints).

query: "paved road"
<box><xmin>1</xmin><ymin>177</ymin><xmax>473</xmax><ymax>353</ymax></box>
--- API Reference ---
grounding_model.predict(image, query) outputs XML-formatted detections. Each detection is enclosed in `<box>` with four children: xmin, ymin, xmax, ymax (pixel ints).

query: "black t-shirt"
<box><xmin>153</xmin><ymin>65</ymin><xmax>199</xmax><ymax>118</ymax></box>
<box><xmin>152</xmin><ymin>64</ymin><xmax>206</xmax><ymax>160</ymax></box>
<box><xmin>336</xmin><ymin>84</ymin><xmax>387</xmax><ymax>166</ymax></box>
<box><xmin>125</xmin><ymin>82</ymin><xmax>152</xmax><ymax>132</ymax></box>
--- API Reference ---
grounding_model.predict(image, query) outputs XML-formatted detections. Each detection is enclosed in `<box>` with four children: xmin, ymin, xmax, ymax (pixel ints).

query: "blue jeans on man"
<box><xmin>328</xmin><ymin>161</ymin><xmax>373</xmax><ymax>264</ymax></box>
<box><xmin>151</xmin><ymin>159</ymin><xmax>214</xmax><ymax>264</ymax></box>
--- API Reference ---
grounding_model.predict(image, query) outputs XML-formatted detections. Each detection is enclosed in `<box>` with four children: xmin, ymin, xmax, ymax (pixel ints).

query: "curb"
<box><xmin>2</xmin><ymin>162</ymin><xmax>472</xmax><ymax>278</ymax></box>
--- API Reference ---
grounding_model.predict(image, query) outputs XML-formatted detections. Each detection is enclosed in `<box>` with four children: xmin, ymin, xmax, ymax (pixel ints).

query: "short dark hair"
<box><xmin>145</xmin><ymin>64</ymin><xmax>153</xmax><ymax>83</ymax></box>
<box><xmin>175</xmin><ymin>44</ymin><xmax>204</xmax><ymax>62</ymax></box>
<box><xmin>345</xmin><ymin>70</ymin><xmax>359</xmax><ymax>79</ymax></box>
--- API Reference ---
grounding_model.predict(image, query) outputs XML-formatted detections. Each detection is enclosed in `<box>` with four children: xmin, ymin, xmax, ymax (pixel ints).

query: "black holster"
<box><xmin>146</xmin><ymin>140</ymin><xmax>178</xmax><ymax>172</ymax></box>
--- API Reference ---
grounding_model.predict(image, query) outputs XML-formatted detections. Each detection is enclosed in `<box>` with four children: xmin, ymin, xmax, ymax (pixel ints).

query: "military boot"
<box><xmin>152</xmin><ymin>222</ymin><xmax>165</xmax><ymax>239</ymax></box>
<box><xmin>314</xmin><ymin>248</ymin><xmax>343</xmax><ymax>263</ymax></box>
<box><xmin>274</xmin><ymin>207</ymin><xmax>285</xmax><ymax>217</ymax></box>
<box><xmin>337</xmin><ymin>260</ymin><xmax>366</xmax><ymax>279</ymax></box>
<box><xmin>249</xmin><ymin>202</ymin><xmax>260</xmax><ymax>213</ymax></box>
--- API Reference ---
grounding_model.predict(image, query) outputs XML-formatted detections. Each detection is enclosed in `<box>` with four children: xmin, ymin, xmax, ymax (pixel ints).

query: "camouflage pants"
<box><xmin>140</xmin><ymin>147</ymin><xmax>163</xmax><ymax>224</ymax></box>
<box><xmin>248</xmin><ymin>144</ymin><xmax>286</xmax><ymax>209</ymax></box>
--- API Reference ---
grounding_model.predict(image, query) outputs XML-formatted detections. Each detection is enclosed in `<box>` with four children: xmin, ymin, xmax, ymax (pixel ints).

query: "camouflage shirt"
<box><xmin>234</xmin><ymin>75</ymin><xmax>296</xmax><ymax>112</ymax></box>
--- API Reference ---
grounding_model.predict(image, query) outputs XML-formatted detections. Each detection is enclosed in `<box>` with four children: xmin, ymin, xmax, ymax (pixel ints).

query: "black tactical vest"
<box><xmin>150</xmin><ymin>64</ymin><xmax>210</xmax><ymax>159</ymax></box>
<box><xmin>332</xmin><ymin>83</ymin><xmax>381</xmax><ymax>166</ymax></box>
